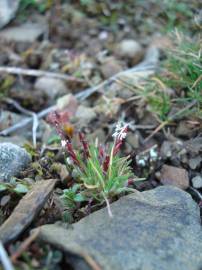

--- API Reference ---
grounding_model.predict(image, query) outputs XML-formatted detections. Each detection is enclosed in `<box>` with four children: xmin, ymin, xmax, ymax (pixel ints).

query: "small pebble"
<box><xmin>191</xmin><ymin>175</ymin><xmax>202</xmax><ymax>189</ymax></box>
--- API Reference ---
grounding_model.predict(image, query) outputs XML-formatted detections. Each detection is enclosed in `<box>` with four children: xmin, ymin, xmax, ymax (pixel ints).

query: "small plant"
<box><xmin>61</xmin><ymin>184</ymin><xmax>85</xmax><ymax>222</ymax></box>
<box><xmin>48</xmin><ymin>112</ymin><xmax>136</xmax><ymax>217</ymax></box>
<box><xmin>0</xmin><ymin>179</ymin><xmax>30</xmax><ymax>195</ymax></box>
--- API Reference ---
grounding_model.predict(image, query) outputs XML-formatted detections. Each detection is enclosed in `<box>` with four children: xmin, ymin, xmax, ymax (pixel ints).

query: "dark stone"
<box><xmin>36</xmin><ymin>186</ymin><xmax>202</xmax><ymax>270</ymax></box>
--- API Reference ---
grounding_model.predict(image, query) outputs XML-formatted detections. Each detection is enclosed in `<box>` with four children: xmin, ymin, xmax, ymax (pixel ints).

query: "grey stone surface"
<box><xmin>189</xmin><ymin>156</ymin><xmax>202</xmax><ymax>170</ymax></box>
<box><xmin>35</xmin><ymin>76</ymin><xmax>69</xmax><ymax>101</ymax></box>
<box><xmin>192</xmin><ymin>175</ymin><xmax>202</xmax><ymax>189</ymax></box>
<box><xmin>0</xmin><ymin>143</ymin><xmax>31</xmax><ymax>182</ymax></box>
<box><xmin>37</xmin><ymin>186</ymin><xmax>202</xmax><ymax>270</ymax></box>
<box><xmin>0</xmin><ymin>23</ymin><xmax>46</xmax><ymax>43</ymax></box>
<box><xmin>0</xmin><ymin>136</ymin><xmax>29</xmax><ymax>146</ymax></box>
<box><xmin>75</xmin><ymin>105</ymin><xmax>97</xmax><ymax>127</ymax></box>
<box><xmin>100</xmin><ymin>57</ymin><xmax>122</xmax><ymax>79</ymax></box>
<box><xmin>0</xmin><ymin>0</ymin><xmax>20</xmax><ymax>29</ymax></box>
<box><xmin>160</xmin><ymin>164</ymin><xmax>189</xmax><ymax>190</ymax></box>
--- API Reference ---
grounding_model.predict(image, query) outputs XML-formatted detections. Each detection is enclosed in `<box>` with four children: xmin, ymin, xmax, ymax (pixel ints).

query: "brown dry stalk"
<box><xmin>11</xmin><ymin>229</ymin><xmax>40</xmax><ymax>263</ymax></box>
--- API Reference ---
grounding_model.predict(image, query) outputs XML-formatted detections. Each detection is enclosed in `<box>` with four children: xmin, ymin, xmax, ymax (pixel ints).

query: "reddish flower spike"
<box><xmin>66</xmin><ymin>142</ymin><xmax>80</xmax><ymax>166</ymax></box>
<box><xmin>79</xmin><ymin>132</ymin><xmax>90</xmax><ymax>158</ymax></box>
<box><xmin>103</xmin><ymin>155</ymin><xmax>110</xmax><ymax>173</ymax></box>
<box><xmin>113</xmin><ymin>140</ymin><xmax>123</xmax><ymax>156</ymax></box>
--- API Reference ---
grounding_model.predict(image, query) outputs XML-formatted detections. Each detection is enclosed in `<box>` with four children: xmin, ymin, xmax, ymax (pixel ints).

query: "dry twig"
<box><xmin>0</xmin><ymin>47</ymin><xmax>159</xmax><ymax>140</ymax></box>
<box><xmin>76</xmin><ymin>46</ymin><xmax>159</xmax><ymax>100</ymax></box>
<box><xmin>0</xmin><ymin>66</ymin><xmax>83</xmax><ymax>82</ymax></box>
<box><xmin>11</xmin><ymin>229</ymin><xmax>40</xmax><ymax>263</ymax></box>
<box><xmin>0</xmin><ymin>105</ymin><xmax>56</xmax><ymax>137</ymax></box>
<box><xmin>3</xmin><ymin>98</ymin><xmax>39</xmax><ymax>147</ymax></box>
<box><xmin>144</xmin><ymin>100</ymin><xmax>197</xmax><ymax>142</ymax></box>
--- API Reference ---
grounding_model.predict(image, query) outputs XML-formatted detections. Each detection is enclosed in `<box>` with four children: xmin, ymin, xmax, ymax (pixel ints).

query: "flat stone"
<box><xmin>75</xmin><ymin>105</ymin><xmax>96</xmax><ymax>127</ymax></box>
<box><xmin>126</xmin><ymin>132</ymin><xmax>140</xmax><ymax>149</ymax></box>
<box><xmin>0</xmin><ymin>143</ymin><xmax>31</xmax><ymax>182</ymax></box>
<box><xmin>160</xmin><ymin>165</ymin><xmax>189</xmax><ymax>190</ymax></box>
<box><xmin>0</xmin><ymin>23</ymin><xmax>46</xmax><ymax>43</ymax></box>
<box><xmin>160</xmin><ymin>141</ymin><xmax>172</xmax><ymax>158</ymax></box>
<box><xmin>86</xmin><ymin>128</ymin><xmax>106</xmax><ymax>143</ymax></box>
<box><xmin>0</xmin><ymin>111</ymin><xmax>23</xmax><ymax>132</ymax></box>
<box><xmin>0</xmin><ymin>0</ymin><xmax>20</xmax><ymax>29</ymax></box>
<box><xmin>0</xmin><ymin>179</ymin><xmax>58</xmax><ymax>244</ymax></box>
<box><xmin>35</xmin><ymin>76</ymin><xmax>69</xmax><ymax>102</ymax></box>
<box><xmin>175</xmin><ymin>120</ymin><xmax>198</xmax><ymax>138</ymax></box>
<box><xmin>189</xmin><ymin>156</ymin><xmax>202</xmax><ymax>170</ymax></box>
<box><xmin>100</xmin><ymin>57</ymin><xmax>122</xmax><ymax>79</ymax></box>
<box><xmin>36</xmin><ymin>186</ymin><xmax>202</xmax><ymax>270</ymax></box>
<box><xmin>56</xmin><ymin>94</ymin><xmax>78</xmax><ymax>119</ymax></box>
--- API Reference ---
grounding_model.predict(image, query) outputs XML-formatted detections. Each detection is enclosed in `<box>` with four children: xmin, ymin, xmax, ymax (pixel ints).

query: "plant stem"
<box><xmin>102</xmin><ymin>193</ymin><xmax>113</xmax><ymax>218</ymax></box>
<box><xmin>108</xmin><ymin>144</ymin><xmax>115</xmax><ymax>181</ymax></box>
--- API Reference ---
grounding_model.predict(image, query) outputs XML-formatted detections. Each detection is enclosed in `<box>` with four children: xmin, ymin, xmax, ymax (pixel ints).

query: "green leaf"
<box><xmin>74</xmin><ymin>193</ymin><xmax>86</xmax><ymax>202</ymax></box>
<box><xmin>47</xmin><ymin>135</ymin><xmax>61</xmax><ymax>145</ymax></box>
<box><xmin>72</xmin><ymin>184</ymin><xmax>80</xmax><ymax>193</ymax></box>
<box><xmin>0</xmin><ymin>184</ymin><xmax>7</xmax><ymax>192</ymax></box>
<box><xmin>13</xmin><ymin>183</ymin><xmax>29</xmax><ymax>194</ymax></box>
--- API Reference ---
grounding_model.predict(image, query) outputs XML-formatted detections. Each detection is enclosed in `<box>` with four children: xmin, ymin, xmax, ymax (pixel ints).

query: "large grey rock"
<box><xmin>0</xmin><ymin>0</ymin><xmax>20</xmax><ymax>29</ymax></box>
<box><xmin>36</xmin><ymin>186</ymin><xmax>202</xmax><ymax>270</ymax></box>
<box><xmin>0</xmin><ymin>143</ymin><xmax>31</xmax><ymax>182</ymax></box>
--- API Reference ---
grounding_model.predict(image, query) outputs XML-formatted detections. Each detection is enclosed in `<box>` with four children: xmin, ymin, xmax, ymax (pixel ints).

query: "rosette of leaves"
<box><xmin>61</xmin><ymin>184</ymin><xmax>86</xmax><ymax>222</ymax></box>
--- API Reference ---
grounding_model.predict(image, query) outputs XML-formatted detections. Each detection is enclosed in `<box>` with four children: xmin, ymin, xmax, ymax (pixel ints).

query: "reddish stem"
<box><xmin>99</xmin><ymin>144</ymin><xmax>104</xmax><ymax>159</ymax></box>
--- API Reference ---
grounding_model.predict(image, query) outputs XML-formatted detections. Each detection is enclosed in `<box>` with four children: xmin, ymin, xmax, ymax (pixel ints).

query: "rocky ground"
<box><xmin>0</xmin><ymin>1</ymin><xmax>201</xmax><ymax>270</ymax></box>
